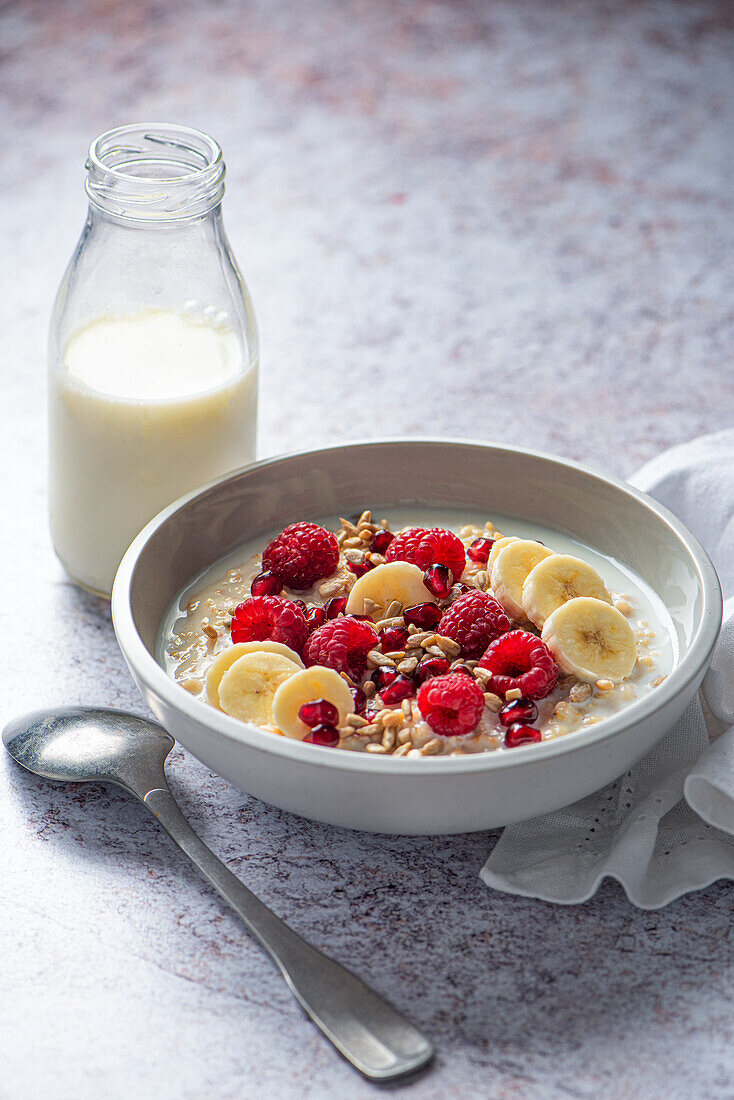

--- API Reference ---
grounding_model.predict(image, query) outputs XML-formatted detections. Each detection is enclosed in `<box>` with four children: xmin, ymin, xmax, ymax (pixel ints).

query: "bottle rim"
<box><xmin>85</xmin><ymin>123</ymin><xmax>226</xmax><ymax>222</ymax></box>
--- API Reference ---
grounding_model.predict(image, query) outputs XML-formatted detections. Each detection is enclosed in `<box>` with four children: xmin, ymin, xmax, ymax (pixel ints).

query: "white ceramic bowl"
<box><xmin>112</xmin><ymin>440</ymin><xmax>722</xmax><ymax>835</ymax></box>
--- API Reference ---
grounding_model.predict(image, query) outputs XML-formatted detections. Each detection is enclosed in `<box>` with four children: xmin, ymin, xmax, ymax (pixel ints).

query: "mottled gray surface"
<box><xmin>2</xmin><ymin>1</ymin><xmax>734</xmax><ymax>1097</ymax></box>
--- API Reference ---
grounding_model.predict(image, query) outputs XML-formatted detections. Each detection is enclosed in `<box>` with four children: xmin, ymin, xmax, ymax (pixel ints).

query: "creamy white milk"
<box><xmin>49</xmin><ymin>310</ymin><xmax>258</xmax><ymax>596</ymax></box>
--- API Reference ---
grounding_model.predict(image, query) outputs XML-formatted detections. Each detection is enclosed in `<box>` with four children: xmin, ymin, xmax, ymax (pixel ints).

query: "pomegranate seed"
<box><xmin>467</xmin><ymin>537</ymin><xmax>495</xmax><ymax>564</ymax></box>
<box><xmin>423</xmin><ymin>563</ymin><xmax>452</xmax><ymax>599</ymax></box>
<box><xmin>380</xmin><ymin>626</ymin><xmax>409</xmax><ymax>652</ymax></box>
<box><xmin>348</xmin><ymin>559</ymin><xmax>374</xmax><ymax>577</ymax></box>
<box><xmin>371</xmin><ymin>667</ymin><xmax>398</xmax><ymax>692</ymax></box>
<box><xmin>305</xmin><ymin>605</ymin><xmax>327</xmax><ymax>632</ymax></box>
<box><xmin>325</xmin><ymin>596</ymin><xmax>347</xmax><ymax>619</ymax></box>
<box><xmin>499</xmin><ymin>697</ymin><xmax>539</xmax><ymax>728</ymax></box>
<box><xmin>305</xmin><ymin>722</ymin><xmax>339</xmax><ymax>747</ymax></box>
<box><xmin>379</xmin><ymin>675</ymin><xmax>415</xmax><ymax>705</ymax></box>
<box><xmin>371</xmin><ymin>530</ymin><xmax>394</xmax><ymax>555</ymax></box>
<box><xmin>299</xmin><ymin>698</ymin><xmax>339</xmax><ymax>728</ymax></box>
<box><xmin>350</xmin><ymin>685</ymin><xmax>367</xmax><ymax>715</ymax></box>
<box><xmin>250</xmin><ymin>570</ymin><xmax>282</xmax><ymax>597</ymax></box>
<box><xmin>415</xmin><ymin>655</ymin><xmax>451</xmax><ymax>682</ymax></box>
<box><xmin>505</xmin><ymin>723</ymin><xmax>542</xmax><ymax>748</ymax></box>
<box><xmin>404</xmin><ymin>603</ymin><xmax>443</xmax><ymax>629</ymax></box>
<box><xmin>452</xmin><ymin>664</ymin><xmax>474</xmax><ymax>677</ymax></box>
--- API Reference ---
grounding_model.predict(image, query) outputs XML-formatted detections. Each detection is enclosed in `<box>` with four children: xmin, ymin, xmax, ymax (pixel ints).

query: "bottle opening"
<box><xmin>86</xmin><ymin>123</ymin><xmax>225</xmax><ymax>221</ymax></box>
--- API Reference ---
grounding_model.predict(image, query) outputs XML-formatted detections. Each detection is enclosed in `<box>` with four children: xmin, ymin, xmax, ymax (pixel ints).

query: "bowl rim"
<box><xmin>112</xmin><ymin>438</ymin><xmax>723</xmax><ymax>776</ymax></box>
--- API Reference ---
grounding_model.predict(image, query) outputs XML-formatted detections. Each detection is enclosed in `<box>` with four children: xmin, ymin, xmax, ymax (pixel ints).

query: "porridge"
<box><xmin>161</xmin><ymin>510</ymin><xmax>672</xmax><ymax>757</ymax></box>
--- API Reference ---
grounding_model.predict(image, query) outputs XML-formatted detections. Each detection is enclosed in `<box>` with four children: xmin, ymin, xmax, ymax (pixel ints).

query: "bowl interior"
<box><xmin>125</xmin><ymin>441</ymin><xmax>707</xmax><ymax>677</ymax></box>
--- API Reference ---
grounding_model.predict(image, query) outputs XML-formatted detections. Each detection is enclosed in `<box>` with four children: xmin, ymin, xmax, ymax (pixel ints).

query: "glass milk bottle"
<box><xmin>49</xmin><ymin>123</ymin><xmax>258</xmax><ymax>597</ymax></box>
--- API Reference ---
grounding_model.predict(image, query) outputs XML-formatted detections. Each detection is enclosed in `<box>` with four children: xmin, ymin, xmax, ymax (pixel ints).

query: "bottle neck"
<box><xmin>85</xmin><ymin>123</ymin><xmax>225</xmax><ymax>225</ymax></box>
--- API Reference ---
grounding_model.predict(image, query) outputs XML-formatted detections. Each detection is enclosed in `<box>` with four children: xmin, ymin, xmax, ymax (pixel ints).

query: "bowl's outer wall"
<box><xmin>119</xmin><ymin>441</ymin><xmax>717</xmax><ymax>834</ymax></box>
<box><xmin>128</xmin><ymin>657</ymin><xmax>704</xmax><ymax>833</ymax></box>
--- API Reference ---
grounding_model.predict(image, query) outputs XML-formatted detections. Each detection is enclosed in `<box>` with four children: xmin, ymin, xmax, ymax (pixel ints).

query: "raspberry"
<box><xmin>304</xmin><ymin>616</ymin><xmax>379</xmax><ymax>681</ymax></box>
<box><xmin>231</xmin><ymin>596</ymin><xmax>309</xmax><ymax>653</ymax></box>
<box><xmin>263</xmin><ymin>522</ymin><xmax>339</xmax><ymax>590</ymax></box>
<box><xmin>417</xmin><ymin>672</ymin><xmax>485</xmax><ymax>737</ymax></box>
<box><xmin>438</xmin><ymin>590</ymin><xmax>511</xmax><ymax>659</ymax></box>
<box><xmin>478</xmin><ymin>630</ymin><xmax>558</xmax><ymax>700</ymax></box>
<box><xmin>386</xmin><ymin>527</ymin><xmax>466</xmax><ymax>582</ymax></box>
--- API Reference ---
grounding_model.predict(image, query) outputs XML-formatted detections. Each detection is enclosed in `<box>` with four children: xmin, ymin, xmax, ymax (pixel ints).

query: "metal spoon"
<box><xmin>3</xmin><ymin>706</ymin><xmax>434</xmax><ymax>1082</ymax></box>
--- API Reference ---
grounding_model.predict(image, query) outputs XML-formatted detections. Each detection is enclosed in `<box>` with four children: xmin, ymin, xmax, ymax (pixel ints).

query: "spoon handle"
<box><xmin>143</xmin><ymin>787</ymin><xmax>433</xmax><ymax>1082</ymax></box>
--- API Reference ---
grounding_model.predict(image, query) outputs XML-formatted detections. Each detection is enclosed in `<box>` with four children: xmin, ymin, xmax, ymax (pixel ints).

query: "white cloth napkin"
<box><xmin>481</xmin><ymin>429</ymin><xmax>734</xmax><ymax>909</ymax></box>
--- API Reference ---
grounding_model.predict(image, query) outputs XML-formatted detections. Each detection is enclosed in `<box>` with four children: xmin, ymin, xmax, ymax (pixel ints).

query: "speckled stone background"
<box><xmin>2</xmin><ymin>1</ymin><xmax>734</xmax><ymax>1097</ymax></box>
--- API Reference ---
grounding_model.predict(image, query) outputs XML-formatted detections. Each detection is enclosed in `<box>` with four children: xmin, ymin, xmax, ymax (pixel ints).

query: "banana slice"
<box><xmin>541</xmin><ymin>596</ymin><xmax>636</xmax><ymax>682</ymax></box>
<box><xmin>522</xmin><ymin>554</ymin><xmax>612</xmax><ymax>628</ymax></box>
<box><xmin>217</xmin><ymin>650</ymin><xmax>302</xmax><ymax>725</ymax></box>
<box><xmin>345</xmin><ymin>561</ymin><xmax>436</xmax><ymax>618</ymax></box>
<box><xmin>272</xmin><ymin>665</ymin><xmax>355</xmax><ymax>740</ymax></box>
<box><xmin>490</xmin><ymin>539</ymin><xmax>553</xmax><ymax>620</ymax></box>
<box><xmin>206</xmin><ymin>641</ymin><xmax>304</xmax><ymax>706</ymax></box>
<box><xmin>486</xmin><ymin>535</ymin><xmax>519</xmax><ymax>573</ymax></box>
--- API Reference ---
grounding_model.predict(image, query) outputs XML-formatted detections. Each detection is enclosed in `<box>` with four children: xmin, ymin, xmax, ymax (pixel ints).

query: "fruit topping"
<box><xmin>380</xmin><ymin>626</ymin><xmax>409</xmax><ymax>652</ymax></box>
<box><xmin>438</xmin><ymin>589</ymin><xmax>511</xmax><ymax>658</ymax></box>
<box><xmin>305</xmin><ymin>605</ymin><xmax>328</xmax><ymax>632</ymax></box>
<box><xmin>231</xmin><ymin>596</ymin><xmax>309</xmax><ymax>654</ymax></box>
<box><xmin>522</xmin><ymin>554</ymin><xmax>612</xmax><ymax>628</ymax></box>
<box><xmin>541</xmin><ymin>596</ymin><xmax>636</xmax><ymax>682</ymax></box>
<box><xmin>371</xmin><ymin>530</ymin><xmax>395</xmax><ymax>555</ymax></box>
<box><xmin>423</xmin><ymin>563</ymin><xmax>452</xmax><ymax>599</ymax></box>
<box><xmin>414</xmin><ymin>655</ymin><xmax>451</xmax><ymax>682</ymax></box>
<box><xmin>467</xmin><ymin>537</ymin><xmax>495</xmax><ymax>564</ymax></box>
<box><xmin>324</xmin><ymin>596</ymin><xmax>347</xmax><ymax>619</ymax></box>
<box><xmin>478</xmin><ymin>629</ymin><xmax>559</xmax><ymax>700</ymax></box>
<box><xmin>371</xmin><ymin>666</ymin><xmax>399</xmax><ymax>692</ymax></box>
<box><xmin>386</xmin><ymin>526</ymin><xmax>466</xmax><ymax>582</ymax></box>
<box><xmin>505</xmin><ymin>723</ymin><xmax>542</xmax><ymax>748</ymax></box>
<box><xmin>403</xmin><ymin>602</ymin><xmax>443</xmax><ymax>629</ymax></box>
<box><xmin>305</xmin><ymin>723</ymin><xmax>340</xmax><ymax>747</ymax></box>
<box><xmin>349</xmin><ymin>685</ymin><xmax>367</xmax><ymax>715</ymax></box>
<box><xmin>263</xmin><ymin>522</ymin><xmax>339</xmax><ymax>590</ymax></box>
<box><xmin>417</xmin><ymin>672</ymin><xmax>485</xmax><ymax>737</ymax></box>
<box><xmin>271</xmin><ymin>665</ymin><xmax>354</xmax><ymax>739</ymax></box>
<box><xmin>499</xmin><ymin>697</ymin><xmax>539</xmax><ymax>727</ymax></box>
<box><xmin>345</xmin><ymin>561</ymin><xmax>437</xmax><ymax>618</ymax></box>
<box><xmin>250</xmin><ymin>570</ymin><xmax>283</xmax><ymax>596</ymax></box>
<box><xmin>489</xmin><ymin>539</ymin><xmax>553</xmax><ymax>620</ymax></box>
<box><xmin>378</xmin><ymin>675</ymin><xmax>415</xmax><ymax>705</ymax></box>
<box><xmin>304</xmin><ymin>616</ymin><xmax>379</xmax><ymax>681</ymax></box>
<box><xmin>348</xmin><ymin>558</ymin><xmax>374</xmax><ymax>577</ymax></box>
<box><xmin>298</xmin><ymin>698</ymin><xmax>339</xmax><ymax>727</ymax></box>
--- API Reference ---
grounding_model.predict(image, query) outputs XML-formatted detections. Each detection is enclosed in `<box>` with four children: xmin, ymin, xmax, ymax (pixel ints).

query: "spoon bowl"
<box><xmin>3</xmin><ymin>705</ymin><xmax>174</xmax><ymax>791</ymax></box>
<box><xmin>3</xmin><ymin>705</ymin><xmax>433</xmax><ymax>1082</ymax></box>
